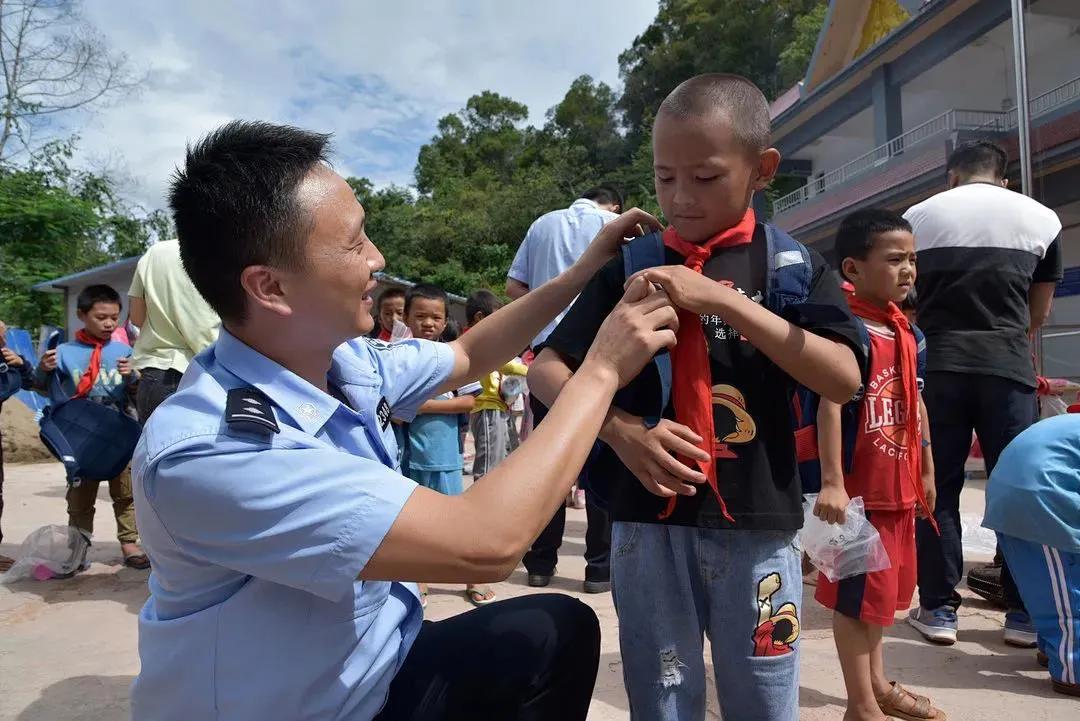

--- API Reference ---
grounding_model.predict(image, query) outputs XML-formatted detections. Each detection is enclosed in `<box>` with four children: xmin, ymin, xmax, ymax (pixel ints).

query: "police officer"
<box><xmin>130</xmin><ymin>121</ymin><xmax>677</xmax><ymax>721</ymax></box>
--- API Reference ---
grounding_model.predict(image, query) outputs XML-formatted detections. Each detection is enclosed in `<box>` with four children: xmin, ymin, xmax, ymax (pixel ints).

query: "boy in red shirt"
<box><xmin>814</xmin><ymin>209</ymin><xmax>944</xmax><ymax>721</ymax></box>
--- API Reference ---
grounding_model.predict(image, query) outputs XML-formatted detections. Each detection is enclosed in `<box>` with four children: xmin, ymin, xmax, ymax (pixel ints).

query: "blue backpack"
<box><xmin>791</xmin><ymin>318</ymin><xmax>927</xmax><ymax>494</ymax></box>
<box><xmin>579</xmin><ymin>223</ymin><xmax>851</xmax><ymax>510</ymax></box>
<box><xmin>37</xmin><ymin>334</ymin><xmax>143</xmax><ymax>488</ymax></box>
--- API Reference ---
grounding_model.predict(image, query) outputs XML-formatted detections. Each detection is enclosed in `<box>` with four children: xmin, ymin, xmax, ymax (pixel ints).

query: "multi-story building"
<box><xmin>768</xmin><ymin>0</ymin><xmax>1080</xmax><ymax>379</ymax></box>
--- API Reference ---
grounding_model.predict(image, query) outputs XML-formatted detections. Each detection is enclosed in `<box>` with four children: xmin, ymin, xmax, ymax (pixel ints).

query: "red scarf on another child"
<box><xmin>73</xmin><ymin>330</ymin><xmax>107</xmax><ymax>399</ymax></box>
<box><xmin>846</xmin><ymin>295</ymin><xmax>939</xmax><ymax>533</ymax></box>
<box><xmin>657</xmin><ymin>209</ymin><xmax>757</xmax><ymax>522</ymax></box>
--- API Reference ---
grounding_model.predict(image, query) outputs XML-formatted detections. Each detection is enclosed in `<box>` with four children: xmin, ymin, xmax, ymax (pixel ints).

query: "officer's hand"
<box><xmin>2</xmin><ymin>348</ymin><xmax>24</xmax><ymax>367</ymax></box>
<box><xmin>582</xmin><ymin>276</ymin><xmax>678</xmax><ymax>388</ymax></box>
<box><xmin>577</xmin><ymin>208</ymin><xmax>662</xmax><ymax>273</ymax></box>
<box><xmin>39</xmin><ymin>349</ymin><xmax>57</xmax><ymax>373</ymax></box>
<box><xmin>117</xmin><ymin>357</ymin><xmax>132</xmax><ymax>376</ymax></box>
<box><xmin>606</xmin><ymin>412</ymin><xmax>708</xmax><ymax>498</ymax></box>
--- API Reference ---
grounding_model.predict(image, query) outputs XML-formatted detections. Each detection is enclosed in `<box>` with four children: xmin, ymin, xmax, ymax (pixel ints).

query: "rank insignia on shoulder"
<box><xmin>226</xmin><ymin>387</ymin><xmax>280</xmax><ymax>434</ymax></box>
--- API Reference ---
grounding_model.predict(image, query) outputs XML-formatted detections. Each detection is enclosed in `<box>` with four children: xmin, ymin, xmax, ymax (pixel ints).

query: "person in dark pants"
<box><xmin>522</xmin><ymin>393</ymin><xmax>612</xmax><ymax>593</ymax></box>
<box><xmin>376</xmin><ymin>594</ymin><xmax>599</xmax><ymax>720</ymax></box>
<box><xmin>0</xmin><ymin>321</ymin><xmax>34</xmax><ymax>572</ymax></box>
<box><xmin>903</xmin><ymin>141</ymin><xmax>1063</xmax><ymax>646</ymax></box>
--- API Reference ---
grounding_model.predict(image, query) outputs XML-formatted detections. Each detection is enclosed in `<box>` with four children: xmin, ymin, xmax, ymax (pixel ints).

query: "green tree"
<box><xmin>0</xmin><ymin>140</ymin><xmax>163</xmax><ymax>328</ymax></box>
<box><xmin>545</xmin><ymin>75</ymin><xmax>628</xmax><ymax>174</ymax></box>
<box><xmin>778</xmin><ymin>2</ymin><xmax>828</xmax><ymax>88</ymax></box>
<box><xmin>617</xmin><ymin>0</ymin><xmax>822</xmax><ymax>146</ymax></box>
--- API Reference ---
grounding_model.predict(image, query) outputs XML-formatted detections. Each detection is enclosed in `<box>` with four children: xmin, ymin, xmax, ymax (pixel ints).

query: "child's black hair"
<box><xmin>658</xmin><ymin>73</ymin><xmax>771</xmax><ymax>154</ymax></box>
<box><xmin>834</xmin><ymin>208</ymin><xmax>913</xmax><ymax>281</ymax></box>
<box><xmin>377</xmin><ymin>286</ymin><xmax>405</xmax><ymax>309</ymax></box>
<box><xmin>466</xmin><ymin>289</ymin><xmax>501</xmax><ymax>323</ymax></box>
<box><xmin>441</xmin><ymin>318</ymin><xmax>461</xmax><ymax>342</ymax></box>
<box><xmin>76</xmin><ymin>284</ymin><xmax>122</xmax><ymax>314</ymax></box>
<box><xmin>405</xmin><ymin>283</ymin><xmax>448</xmax><ymax>315</ymax></box>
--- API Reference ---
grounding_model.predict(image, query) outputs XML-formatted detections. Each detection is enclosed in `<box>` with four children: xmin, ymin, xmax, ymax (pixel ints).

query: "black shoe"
<box><xmin>967</xmin><ymin>562</ymin><xmax>1007</xmax><ymax>608</ymax></box>
<box><xmin>583</xmin><ymin>580</ymin><xmax>610</xmax><ymax>594</ymax></box>
<box><xmin>1037</xmin><ymin>650</ymin><xmax>1049</xmax><ymax>668</ymax></box>
<box><xmin>527</xmin><ymin>573</ymin><xmax>551</xmax><ymax>587</ymax></box>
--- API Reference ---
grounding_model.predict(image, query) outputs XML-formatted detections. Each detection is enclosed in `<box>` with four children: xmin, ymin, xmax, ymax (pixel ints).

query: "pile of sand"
<box><xmin>1</xmin><ymin>399</ymin><xmax>53</xmax><ymax>464</ymax></box>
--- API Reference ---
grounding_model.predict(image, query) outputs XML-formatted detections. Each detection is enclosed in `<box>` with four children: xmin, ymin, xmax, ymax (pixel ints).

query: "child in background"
<box><xmin>465</xmin><ymin>290</ymin><xmax>527</xmax><ymax>479</ymax></box>
<box><xmin>529</xmin><ymin>74</ymin><xmax>863</xmax><ymax>720</ymax></box>
<box><xmin>0</xmin><ymin>320</ymin><xmax>34</xmax><ymax>572</ymax></box>
<box><xmin>369</xmin><ymin>287</ymin><xmax>405</xmax><ymax>342</ymax></box>
<box><xmin>402</xmin><ymin>284</ymin><xmax>495</xmax><ymax>607</ymax></box>
<box><xmin>813</xmin><ymin>209</ymin><xmax>944</xmax><ymax>721</ymax></box>
<box><xmin>34</xmin><ymin>285</ymin><xmax>149</xmax><ymax>570</ymax></box>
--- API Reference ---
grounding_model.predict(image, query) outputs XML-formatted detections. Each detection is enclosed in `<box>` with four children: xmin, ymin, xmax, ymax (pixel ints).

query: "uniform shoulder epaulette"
<box><xmin>225</xmin><ymin>387</ymin><xmax>280</xmax><ymax>434</ymax></box>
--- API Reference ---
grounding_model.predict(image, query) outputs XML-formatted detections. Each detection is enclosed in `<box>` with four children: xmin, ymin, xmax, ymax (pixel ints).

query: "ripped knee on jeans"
<box><xmin>659</xmin><ymin>646</ymin><xmax>685</xmax><ymax>688</ymax></box>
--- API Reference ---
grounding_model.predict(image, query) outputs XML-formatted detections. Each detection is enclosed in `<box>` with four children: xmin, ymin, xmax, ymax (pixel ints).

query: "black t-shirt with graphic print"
<box><xmin>545</xmin><ymin>226</ymin><xmax>864</xmax><ymax>530</ymax></box>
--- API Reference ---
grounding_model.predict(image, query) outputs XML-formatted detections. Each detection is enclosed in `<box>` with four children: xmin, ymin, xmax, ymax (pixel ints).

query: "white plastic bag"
<box><xmin>0</xmin><ymin>525</ymin><xmax>90</xmax><ymax>583</ymax></box>
<box><xmin>800</xmin><ymin>497</ymin><xmax>891</xmax><ymax>582</ymax></box>
<box><xmin>1040</xmin><ymin>395</ymin><xmax>1069</xmax><ymax>419</ymax></box>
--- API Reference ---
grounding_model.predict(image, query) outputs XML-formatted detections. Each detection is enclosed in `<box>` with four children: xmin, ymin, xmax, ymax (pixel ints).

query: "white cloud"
<box><xmin>62</xmin><ymin>0</ymin><xmax>658</xmax><ymax>210</ymax></box>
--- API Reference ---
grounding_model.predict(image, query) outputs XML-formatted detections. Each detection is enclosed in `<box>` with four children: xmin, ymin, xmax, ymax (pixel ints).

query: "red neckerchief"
<box><xmin>847</xmin><ymin>295</ymin><xmax>939</xmax><ymax>533</ymax></box>
<box><xmin>657</xmin><ymin>208</ymin><xmax>756</xmax><ymax>522</ymax></box>
<box><xmin>377</xmin><ymin>326</ymin><xmax>393</xmax><ymax>342</ymax></box>
<box><xmin>73</xmin><ymin>330</ymin><xmax>108</xmax><ymax>399</ymax></box>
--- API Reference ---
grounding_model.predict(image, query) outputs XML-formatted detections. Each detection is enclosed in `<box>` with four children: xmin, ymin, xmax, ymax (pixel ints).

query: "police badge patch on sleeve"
<box><xmin>377</xmin><ymin>397</ymin><xmax>392</xmax><ymax>430</ymax></box>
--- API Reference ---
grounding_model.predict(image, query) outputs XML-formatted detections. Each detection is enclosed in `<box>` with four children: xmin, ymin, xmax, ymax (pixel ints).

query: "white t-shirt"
<box><xmin>904</xmin><ymin>183</ymin><xmax>1062</xmax><ymax>386</ymax></box>
<box><xmin>507</xmin><ymin>198</ymin><xmax>618</xmax><ymax>348</ymax></box>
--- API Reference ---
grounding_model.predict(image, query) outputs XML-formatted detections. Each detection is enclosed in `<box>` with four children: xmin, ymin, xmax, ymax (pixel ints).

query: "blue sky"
<box><xmin>69</xmin><ymin>0</ymin><xmax>659</xmax><ymax>210</ymax></box>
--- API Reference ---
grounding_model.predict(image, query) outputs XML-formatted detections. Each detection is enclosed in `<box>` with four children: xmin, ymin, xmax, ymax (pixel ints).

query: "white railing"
<box><xmin>774</xmin><ymin>74</ymin><xmax>1080</xmax><ymax>214</ymax></box>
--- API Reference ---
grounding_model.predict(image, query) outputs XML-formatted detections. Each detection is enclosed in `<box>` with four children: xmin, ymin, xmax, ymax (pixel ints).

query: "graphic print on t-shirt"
<box><xmin>863</xmin><ymin>355</ymin><xmax>912</xmax><ymax>462</ymax></box>
<box><xmin>712</xmin><ymin>384</ymin><xmax>757</xmax><ymax>459</ymax></box>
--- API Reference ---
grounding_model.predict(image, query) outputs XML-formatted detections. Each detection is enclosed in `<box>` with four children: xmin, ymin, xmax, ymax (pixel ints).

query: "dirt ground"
<box><xmin>0</xmin><ymin>460</ymin><xmax>1074</xmax><ymax>721</ymax></box>
<box><xmin>1</xmin><ymin>401</ymin><xmax>52</xmax><ymax>465</ymax></box>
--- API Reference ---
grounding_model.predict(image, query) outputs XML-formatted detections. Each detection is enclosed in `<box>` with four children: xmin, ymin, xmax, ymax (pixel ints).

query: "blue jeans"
<box><xmin>611</xmin><ymin>523</ymin><xmax>801</xmax><ymax>721</ymax></box>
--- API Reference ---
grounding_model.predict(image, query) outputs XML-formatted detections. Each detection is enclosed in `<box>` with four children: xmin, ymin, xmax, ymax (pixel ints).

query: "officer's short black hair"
<box><xmin>465</xmin><ymin>289</ymin><xmax>501</xmax><ymax>323</ymax></box>
<box><xmin>835</xmin><ymin>208</ymin><xmax>913</xmax><ymax>281</ymax></box>
<box><xmin>657</xmin><ymin>73</ymin><xmax>771</xmax><ymax>154</ymax></box>
<box><xmin>581</xmin><ymin>186</ymin><xmax>623</xmax><ymax>210</ymax></box>
<box><xmin>405</xmin><ymin>283</ymin><xmax>448</xmax><ymax>315</ymax></box>
<box><xmin>77</xmin><ymin>284</ymin><xmax>122</xmax><ymax>314</ymax></box>
<box><xmin>169</xmin><ymin>120</ymin><xmax>332</xmax><ymax>323</ymax></box>
<box><xmin>947</xmin><ymin>141</ymin><xmax>1007</xmax><ymax>181</ymax></box>
<box><xmin>377</xmin><ymin>287</ymin><xmax>405</xmax><ymax>310</ymax></box>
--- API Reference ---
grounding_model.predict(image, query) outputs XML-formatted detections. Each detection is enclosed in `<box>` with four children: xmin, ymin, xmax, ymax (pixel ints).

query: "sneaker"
<box><xmin>907</xmin><ymin>605</ymin><xmax>958</xmax><ymax>645</ymax></box>
<box><xmin>583</xmin><ymin>579</ymin><xmax>610</xmax><ymax>594</ymax></box>
<box><xmin>967</xmin><ymin>562</ymin><xmax>1007</xmax><ymax>608</ymax></box>
<box><xmin>1004</xmin><ymin>611</ymin><xmax>1038</xmax><ymax>648</ymax></box>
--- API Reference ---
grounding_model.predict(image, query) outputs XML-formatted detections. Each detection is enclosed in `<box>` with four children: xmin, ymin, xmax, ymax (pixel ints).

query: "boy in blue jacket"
<box><xmin>0</xmin><ymin>319</ymin><xmax>34</xmax><ymax>571</ymax></box>
<box><xmin>35</xmin><ymin>285</ymin><xmax>148</xmax><ymax>569</ymax></box>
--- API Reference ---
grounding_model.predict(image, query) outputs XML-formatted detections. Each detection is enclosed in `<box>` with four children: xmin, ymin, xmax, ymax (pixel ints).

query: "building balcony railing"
<box><xmin>773</xmin><ymin>75</ymin><xmax>1080</xmax><ymax>215</ymax></box>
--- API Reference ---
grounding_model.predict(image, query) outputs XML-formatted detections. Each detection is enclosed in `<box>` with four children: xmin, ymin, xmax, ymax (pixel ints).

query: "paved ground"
<box><xmin>0</xmin><ymin>461</ymin><xmax>1073</xmax><ymax>720</ymax></box>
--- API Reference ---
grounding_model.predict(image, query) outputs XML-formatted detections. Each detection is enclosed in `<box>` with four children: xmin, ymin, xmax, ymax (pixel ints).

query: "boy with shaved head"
<box><xmin>530</xmin><ymin>74</ymin><xmax>863</xmax><ymax>720</ymax></box>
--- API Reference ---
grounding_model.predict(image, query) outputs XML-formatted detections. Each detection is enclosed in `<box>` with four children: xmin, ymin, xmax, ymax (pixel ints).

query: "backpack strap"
<box><xmin>764</xmin><ymin>223</ymin><xmax>813</xmax><ymax>315</ymax></box>
<box><xmin>620</xmin><ymin>232</ymin><xmax>671</xmax><ymax>427</ymax></box>
<box><xmin>911</xmin><ymin>322</ymin><xmax>927</xmax><ymax>387</ymax></box>
<box><xmin>37</xmin><ymin>406</ymin><xmax>83</xmax><ymax>487</ymax></box>
<box><xmin>840</xmin><ymin>317</ymin><xmax>871</xmax><ymax>473</ymax></box>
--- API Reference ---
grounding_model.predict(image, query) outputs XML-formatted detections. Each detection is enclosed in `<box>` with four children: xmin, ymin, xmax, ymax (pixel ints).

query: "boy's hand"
<box><xmin>813</xmin><ymin>483</ymin><xmax>849</xmax><ymax>525</ymax></box>
<box><xmin>918</xmin><ymin>470</ymin><xmax>937</xmax><ymax>520</ymax></box>
<box><xmin>627</xmin><ymin>265</ymin><xmax>740</xmax><ymax>316</ymax></box>
<box><xmin>1</xmin><ymin>348</ymin><xmax>24</xmax><ymax>367</ymax></box>
<box><xmin>38</xmin><ymin>349</ymin><xmax>57</xmax><ymax>373</ymax></box>
<box><xmin>577</xmin><ymin>208</ymin><xmax>662</xmax><ymax>273</ymax></box>
<box><xmin>581</xmin><ymin>276</ymin><xmax>678</xmax><ymax>389</ymax></box>
<box><xmin>607</xmin><ymin>413</ymin><xmax>709</xmax><ymax>498</ymax></box>
<box><xmin>118</xmin><ymin>357</ymin><xmax>133</xmax><ymax>376</ymax></box>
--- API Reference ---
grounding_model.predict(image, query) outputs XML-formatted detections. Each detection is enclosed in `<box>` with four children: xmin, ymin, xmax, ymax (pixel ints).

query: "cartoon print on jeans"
<box><xmin>712</xmin><ymin>384</ymin><xmax>757</xmax><ymax>459</ymax></box>
<box><xmin>752</xmin><ymin>572</ymin><xmax>800</xmax><ymax>657</ymax></box>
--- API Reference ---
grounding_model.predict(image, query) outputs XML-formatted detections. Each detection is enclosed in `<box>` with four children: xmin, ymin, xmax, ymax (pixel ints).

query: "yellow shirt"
<box><xmin>129</xmin><ymin>240</ymin><xmax>221</xmax><ymax>373</ymax></box>
<box><xmin>472</xmin><ymin>359</ymin><xmax>528</xmax><ymax>413</ymax></box>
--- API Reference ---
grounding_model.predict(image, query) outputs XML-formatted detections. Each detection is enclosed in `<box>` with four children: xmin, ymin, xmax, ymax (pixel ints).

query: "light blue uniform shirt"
<box><xmin>508</xmin><ymin>198</ymin><xmax>617</xmax><ymax>348</ymax></box>
<box><xmin>131</xmin><ymin>329</ymin><xmax>455</xmax><ymax>721</ymax></box>
<box><xmin>984</xmin><ymin>414</ymin><xmax>1080</xmax><ymax>554</ymax></box>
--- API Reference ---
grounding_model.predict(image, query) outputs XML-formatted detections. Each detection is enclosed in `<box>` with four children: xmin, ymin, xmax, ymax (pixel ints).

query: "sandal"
<box><xmin>466</xmin><ymin>586</ymin><xmax>496</xmax><ymax>606</ymax></box>
<box><xmin>123</xmin><ymin>553</ymin><xmax>151</xmax><ymax>570</ymax></box>
<box><xmin>877</xmin><ymin>682</ymin><xmax>946</xmax><ymax>721</ymax></box>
